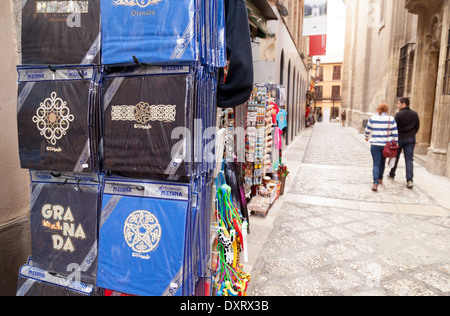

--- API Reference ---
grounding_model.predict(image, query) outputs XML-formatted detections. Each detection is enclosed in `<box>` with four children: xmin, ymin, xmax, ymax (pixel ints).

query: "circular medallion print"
<box><xmin>32</xmin><ymin>92</ymin><xmax>74</xmax><ymax>145</ymax></box>
<box><xmin>124</xmin><ymin>210</ymin><xmax>161</xmax><ymax>253</ymax></box>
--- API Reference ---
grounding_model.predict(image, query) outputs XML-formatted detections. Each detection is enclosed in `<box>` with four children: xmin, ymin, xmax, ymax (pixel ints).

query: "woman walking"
<box><xmin>364</xmin><ymin>103</ymin><xmax>398</xmax><ymax>192</ymax></box>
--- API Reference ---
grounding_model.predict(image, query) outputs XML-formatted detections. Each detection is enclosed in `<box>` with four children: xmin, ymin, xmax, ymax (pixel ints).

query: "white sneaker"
<box><xmin>407</xmin><ymin>181</ymin><xmax>414</xmax><ymax>189</ymax></box>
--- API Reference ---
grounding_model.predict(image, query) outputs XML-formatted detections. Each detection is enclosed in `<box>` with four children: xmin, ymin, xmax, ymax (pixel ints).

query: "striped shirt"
<box><xmin>364</xmin><ymin>113</ymin><xmax>399</xmax><ymax>146</ymax></box>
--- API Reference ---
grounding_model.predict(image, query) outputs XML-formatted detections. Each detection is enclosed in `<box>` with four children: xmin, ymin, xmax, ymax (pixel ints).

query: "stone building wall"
<box><xmin>342</xmin><ymin>0</ymin><xmax>418</xmax><ymax>132</ymax></box>
<box><xmin>0</xmin><ymin>0</ymin><xmax>32</xmax><ymax>296</ymax></box>
<box><xmin>342</xmin><ymin>0</ymin><xmax>450</xmax><ymax>178</ymax></box>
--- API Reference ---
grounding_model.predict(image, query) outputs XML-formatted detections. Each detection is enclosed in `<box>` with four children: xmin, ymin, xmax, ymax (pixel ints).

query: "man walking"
<box><xmin>388</xmin><ymin>98</ymin><xmax>420</xmax><ymax>189</ymax></box>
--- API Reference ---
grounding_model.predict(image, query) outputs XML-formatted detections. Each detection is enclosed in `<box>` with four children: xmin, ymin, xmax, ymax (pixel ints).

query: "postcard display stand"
<box><xmin>245</xmin><ymin>84</ymin><xmax>284</xmax><ymax>216</ymax></box>
<box><xmin>16</xmin><ymin>0</ymin><xmax>227</xmax><ymax>296</ymax></box>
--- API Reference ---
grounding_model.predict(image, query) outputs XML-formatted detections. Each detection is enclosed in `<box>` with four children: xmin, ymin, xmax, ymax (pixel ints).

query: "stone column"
<box><xmin>408</xmin><ymin>12</ymin><xmax>442</xmax><ymax>154</ymax></box>
<box><xmin>405</xmin><ymin>0</ymin><xmax>450</xmax><ymax>178</ymax></box>
<box><xmin>426</xmin><ymin>1</ymin><xmax>450</xmax><ymax>176</ymax></box>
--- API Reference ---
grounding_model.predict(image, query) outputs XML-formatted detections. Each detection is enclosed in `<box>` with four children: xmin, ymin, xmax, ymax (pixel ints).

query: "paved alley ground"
<box><xmin>245</xmin><ymin>122</ymin><xmax>450</xmax><ymax>296</ymax></box>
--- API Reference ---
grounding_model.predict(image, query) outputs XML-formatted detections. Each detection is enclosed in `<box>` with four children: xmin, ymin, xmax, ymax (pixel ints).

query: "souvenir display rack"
<box><xmin>16</xmin><ymin>0</ymin><xmax>250</xmax><ymax>297</ymax></box>
<box><xmin>245</xmin><ymin>84</ymin><xmax>287</xmax><ymax>217</ymax></box>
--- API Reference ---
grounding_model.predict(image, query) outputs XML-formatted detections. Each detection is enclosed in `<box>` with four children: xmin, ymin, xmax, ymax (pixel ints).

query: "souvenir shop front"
<box><xmin>216</xmin><ymin>82</ymin><xmax>290</xmax><ymax>219</ymax></box>
<box><xmin>15</xmin><ymin>0</ymin><xmax>259</xmax><ymax>297</ymax></box>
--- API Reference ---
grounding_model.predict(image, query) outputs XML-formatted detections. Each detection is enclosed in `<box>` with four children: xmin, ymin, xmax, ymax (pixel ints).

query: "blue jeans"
<box><xmin>370</xmin><ymin>145</ymin><xmax>386</xmax><ymax>184</ymax></box>
<box><xmin>389</xmin><ymin>137</ymin><xmax>416</xmax><ymax>181</ymax></box>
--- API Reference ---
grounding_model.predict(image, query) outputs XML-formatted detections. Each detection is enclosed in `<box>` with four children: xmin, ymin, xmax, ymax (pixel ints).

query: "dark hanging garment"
<box><xmin>21</xmin><ymin>0</ymin><xmax>100</xmax><ymax>65</ymax></box>
<box><xmin>224</xmin><ymin>160</ymin><xmax>249</xmax><ymax>231</ymax></box>
<box><xmin>217</xmin><ymin>0</ymin><xmax>254</xmax><ymax>108</ymax></box>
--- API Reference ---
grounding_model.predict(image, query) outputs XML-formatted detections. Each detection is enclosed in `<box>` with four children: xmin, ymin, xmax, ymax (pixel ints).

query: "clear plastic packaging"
<box><xmin>28</xmin><ymin>170</ymin><xmax>102</xmax><ymax>285</ymax></box>
<box><xmin>216</xmin><ymin>0</ymin><xmax>227</xmax><ymax>68</ymax></box>
<box><xmin>101</xmin><ymin>65</ymin><xmax>194</xmax><ymax>179</ymax></box>
<box><xmin>97</xmin><ymin>176</ymin><xmax>194</xmax><ymax>296</ymax></box>
<box><xmin>100</xmin><ymin>0</ymin><xmax>196</xmax><ymax>66</ymax></box>
<box><xmin>21</xmin><ymin>0</ymin><xmax>100</xmax><ymax>65</ymax></box>
<box><xmin>17</xmin><ymin>65</ymin><xmax>100</xmax><ymax>173</ymax></box>
<box><xmin>17</xmin><ymin>258</ymin><xmax>98</xmax><ymax>296</ymax></box>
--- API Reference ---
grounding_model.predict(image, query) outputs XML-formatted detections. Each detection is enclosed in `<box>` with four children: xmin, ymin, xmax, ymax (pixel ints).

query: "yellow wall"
<box><xmin>314</xmin><ymin>62</ymin><xmax>342</xmax><ymax>122</ymax></box>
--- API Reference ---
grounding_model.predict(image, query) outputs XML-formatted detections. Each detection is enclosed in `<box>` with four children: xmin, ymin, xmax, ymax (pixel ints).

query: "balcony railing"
<box><xmin>315</xmin><ymin>95</ymin><xmax>342</xmax><ymax>101</ymax></box>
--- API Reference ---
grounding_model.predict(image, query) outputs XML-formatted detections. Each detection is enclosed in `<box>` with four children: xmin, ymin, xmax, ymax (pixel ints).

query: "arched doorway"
<box><xmin>286</xmin><ymin>60</ymin><xmax>291</xmax><ymax>145</ymax></box>
<box><xmin>292</xmin><ymin>66</ymin><xmax>296</xmax><ymax>141</ymax></box>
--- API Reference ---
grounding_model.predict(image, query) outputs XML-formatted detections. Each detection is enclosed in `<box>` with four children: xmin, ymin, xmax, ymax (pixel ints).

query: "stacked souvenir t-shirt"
<box><xmin>28</xmin><ymin>171</ymin><xmax>101</xmax><ymax>285</ymax></box>
<box><xmin>21</xmin><ymin>0</ymin><xmax>100</xmax><ymax>65</ymax></box>
<box><xmin>97</xmin><ymin>177</ymin><xmax>192</xmax><ymax>296</ymax></box>
<box><xmin>101</xmin><ymin>0</ymin><xmax>196</xmax><ymax>65</ymax></box>
<box><xmin>17</xmin><ymin>66</ymin><xmax>98</xmax><ymax>172</ymax></box>
<box><xmin>102</xmin><ymin>66</ymin><xmax>192</xmax><ymax>178</ymax></box>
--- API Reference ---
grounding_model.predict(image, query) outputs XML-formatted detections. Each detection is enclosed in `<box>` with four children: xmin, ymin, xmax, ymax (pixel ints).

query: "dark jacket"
<box><xmin>394</xmin><ymin>107</ymin><xmax>420</xmax><ymax>139</ymax></box>
<box><xmin>217</xmin><ymin>0</ymin><xmax>254</xmax><ymax>108</ymax></box>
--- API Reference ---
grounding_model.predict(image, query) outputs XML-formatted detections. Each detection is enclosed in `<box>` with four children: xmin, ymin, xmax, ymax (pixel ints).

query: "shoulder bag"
<box><xmin>383</xmin><ymin>117</ymin><xmax>399</xmax><ymax>158</ymax></box>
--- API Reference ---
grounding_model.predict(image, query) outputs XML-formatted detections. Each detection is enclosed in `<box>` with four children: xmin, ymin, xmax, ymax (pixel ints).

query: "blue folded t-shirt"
<box><xmin>97</xmin><ymin>178</ymin><xmax>191</xmax><ymax>296</ymax></box>
<box><xmin>277</xmin><ymin>109</ymin><xmax>288</xmax><ymax>130</ymax></box>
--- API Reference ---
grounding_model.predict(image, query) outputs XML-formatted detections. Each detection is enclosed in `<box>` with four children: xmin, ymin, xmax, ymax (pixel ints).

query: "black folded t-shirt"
<box><xmin>21</xmin><ymin>0</ymin><xmax>100</xmax><ymax>65</ymax></box>
<box><xmin>102</xmin><ymin>69</ymin><xmax>191</xmax><ymax>178</ymax></box>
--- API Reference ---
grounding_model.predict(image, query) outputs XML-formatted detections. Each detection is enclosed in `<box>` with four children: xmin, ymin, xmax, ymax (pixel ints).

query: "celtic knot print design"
<box><xmin>32</xmin><ymin>92</ymin><xmax>75</xmax><ymax>145</ymax></box>
<box><xmin>111</xmin><ymin>103</ymin><xmax>176</xmax><ymax>124</ymax></box>
<box><xmin>124</xmin><ymin>210</ymin><xmax>161</xmax><ymax>253</ymax></box>
<box><xmin>112</xmin><ymin>0</ymin><xmax>163</xmax><ymax>7</ymax></box>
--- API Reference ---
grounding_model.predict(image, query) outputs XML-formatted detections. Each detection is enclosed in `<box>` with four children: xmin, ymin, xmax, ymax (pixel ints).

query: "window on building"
<box><xmin>397</xmin><ymin>45</ymin><xmax>408</xmax><ymax>97</ymax></box>
<box><xmin>332</xmin><ymin>86</ymin><xmax>341</xmax><ymax>98</ymax></box>
<box><xmin>333</xmin><ymin>66</ymin><xmax>341</xmax><ymax>80</ymax></box>
<box><xmin>316</xmin><ymin>86</ymin><xmax>323</xmax><ymax>99</ymax></box>
<box><xmin>444</xmin><ymin>29</ymin><xmax>450</xmax><ymax>95</ymax></box>
<box><xmin>316</xmin><ymin>66</ymin><xmax>323</xmax><ymax>81</ymax></box>
<box><xmin>397</xmin><ymin>43</ymin><xmax>415</xmax><ymax>97</ymax></box>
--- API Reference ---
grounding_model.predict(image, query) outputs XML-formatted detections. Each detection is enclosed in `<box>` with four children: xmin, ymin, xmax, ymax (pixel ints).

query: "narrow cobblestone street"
<box><xmin>246</xmin><ymin>123</ymin><xmax>450</xmax><ymax>296</ymax></box>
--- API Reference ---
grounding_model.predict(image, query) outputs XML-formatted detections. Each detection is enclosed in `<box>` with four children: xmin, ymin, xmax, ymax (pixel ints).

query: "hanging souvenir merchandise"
<box><xmin>16</xmin><ymin>0</ymin><xmax>234</xmax><ymax>297</ymax></box>
<box><xmin>193</xmin><ymin>67</ymin><xmax>222</xmax><ymax>177</ymax></box>
<box><xmin>224</xmin><ymin>160</ymin><xmax>249</xmax><ymax>229</ymax></box>
<box><xmin>245</xmin><ymin>84</ymin><xmax>286</xmax><ymax>216</ymax></box>
<box><xmin>189</xmin><ymin>174</ymin><xmax>215</xmax><ymax>295</ymax></box>
<box><xmin>97</xmin><ymin>176</ymin><xmax>199</xmax><ymax>296</ymax></box>
<box><xmin>17</xmin><ymin>257</ymin><xmax>100</xmax><ymax>296</ymax></box>
<box><xmin>245</xmin><ymin>85</ymin><xmax>271</xmax><ymax>186</ymax></box>
<box><xmin>21</xmin><ymin>0</ymin><xmax>100</xmax><ymax>65</ymax></box>
<box><xmin>200</xmin><ymin>0</ymin><xmax>227</xmax><ymax>68</ymax></box>
<box><xmin>102</xmin><ymin>65</ymin><xmax>193</xmax><ymax>179</ymax></box>
<box><xmin>212</xmin><ymin>173</ymin><xmax>250</xmax><ymax>296</ymax></box>
<box><xmin>28</xmin><ymin>170</ymin><xmax>102</xmax><ymax>285</ymax></box>
<box><xmin>17</xmin><ymin>66</ymin><xmax>100</xmax><ymax>173</ymax></box>
<box><xmin>101</xmin><ymin>0</ymin><xmax>196</xmax><ymax>66</ymax></box>
<box><xmin>101</xmin><ymin>0</ymin><xmax>227</xmax><ymax>68</ymax></box>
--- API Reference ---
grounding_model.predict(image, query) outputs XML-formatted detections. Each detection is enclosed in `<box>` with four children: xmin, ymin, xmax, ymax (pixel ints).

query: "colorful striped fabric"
<box><xmin>365</xmin><ymin>113</ymin><xmax>399</xmax><ymax>146</ymax></box>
